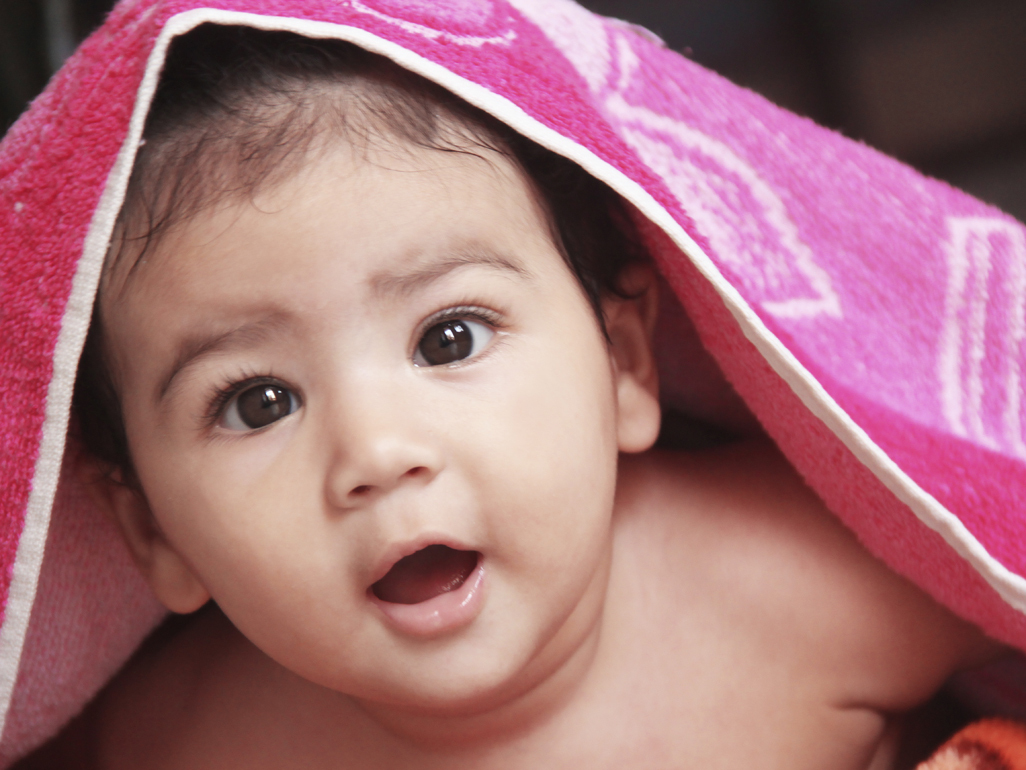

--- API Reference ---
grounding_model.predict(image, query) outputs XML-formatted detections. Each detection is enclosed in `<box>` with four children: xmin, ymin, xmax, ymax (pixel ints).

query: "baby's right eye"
<box><xmin>220</xmin><ymin>382</ymin><xmax>300</xmax><ymax>431</ymax></box>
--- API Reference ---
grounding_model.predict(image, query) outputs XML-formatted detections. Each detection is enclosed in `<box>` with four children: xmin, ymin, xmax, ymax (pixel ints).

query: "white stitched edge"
<box><xmin>201</xmin><ymin>12</ymin><xmax>1026</xmax><ymax>612</ymax></box>
<box><xmin>0</xmin><ymin>11</ymin><xmax>191</xmax><ymax>742</ymax></box>
<box><xmin>5</xmin><ymin>3</ymin><xmax>1024</xmax><ymax>738</ymax></box>
<box><xmin>193</xmin><ymin>12</ymin><xmax>1026</xmax><ymax>612</ymax></box>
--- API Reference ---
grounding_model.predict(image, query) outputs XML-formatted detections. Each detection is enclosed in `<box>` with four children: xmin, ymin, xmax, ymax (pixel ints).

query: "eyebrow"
<box><xmin>158</xmin><ymin>315</ymin><xmax>290</xmax><ymax>404</ymax></box>
<box><xmin>370</xmin><ymin>249</ymin><xmax>531</xmax><ymax>298</ymax></box>
<box><xmin>156</xmin><ymin>251</ymin><xmax>529</xmax><ymax>403</ymax></box>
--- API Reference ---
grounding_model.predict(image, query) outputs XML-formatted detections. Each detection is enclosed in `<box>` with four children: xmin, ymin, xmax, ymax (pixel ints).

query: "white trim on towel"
<box><xmin>6</xmin><ymin>2</ymin><xmax>1025</xmax><ymax>739</ymax></box>
<box><xmin>170</xmin><ymin>11</ymin><xmax>1026</xmax><ymax>613</ymax></box>
<box><xmin>0</xmin><ymin>10</ymin><xmax>190</xmax><ymax>741</ymax></box>
<box><xmin>204</xmin><ymin>12</ymin><xmax>1026</xmax><ymax>616</ymax></box>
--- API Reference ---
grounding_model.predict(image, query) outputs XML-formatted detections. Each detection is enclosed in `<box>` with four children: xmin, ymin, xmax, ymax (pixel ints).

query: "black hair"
<box><xmin>73</xmin><ymin>24</ymin><xmax>647</xmax><ymax>474</ymax></box>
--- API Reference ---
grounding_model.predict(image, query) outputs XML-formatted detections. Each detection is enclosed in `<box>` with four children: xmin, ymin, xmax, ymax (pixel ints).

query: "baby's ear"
<box><xmin>78</xmin><ymin>455</ymin><xmax>210</xmax><ymax>614</ymax></box>
<box><xmin>602</xmin><ymin>263</ymin><xmax>661</xmax><ymax>454</ymax></box>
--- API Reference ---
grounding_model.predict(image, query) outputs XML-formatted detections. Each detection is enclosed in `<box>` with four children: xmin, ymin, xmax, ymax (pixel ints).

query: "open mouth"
<box><xmin>371</xmin><ymin>545</ymin><xmax>480</xmax><ymax>605</ymax></box>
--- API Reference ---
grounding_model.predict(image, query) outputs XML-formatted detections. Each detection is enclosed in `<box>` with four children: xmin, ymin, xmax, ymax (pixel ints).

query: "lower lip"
<box><xmin>369</xmin><ymin>561</ymin><xmax>486</xmax><ymax>638</ymax></box>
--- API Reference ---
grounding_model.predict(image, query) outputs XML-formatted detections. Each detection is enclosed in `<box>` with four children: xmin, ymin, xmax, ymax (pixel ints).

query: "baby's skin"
<box><xmin>53</xmin><ymin>131</ymin><xmax>998</xmax><ymax>769</ymax></box>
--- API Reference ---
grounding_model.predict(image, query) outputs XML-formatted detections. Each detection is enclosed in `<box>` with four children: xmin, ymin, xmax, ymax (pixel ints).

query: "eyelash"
<box><xmin>199</xmin><ymin>304</ymin><xmax>505</xmax><ymax>429</ymax></box>
<box><xmin>415</xmin><ymin>304</ymin><xmax>504</xmax><ymax>343</ymax></box>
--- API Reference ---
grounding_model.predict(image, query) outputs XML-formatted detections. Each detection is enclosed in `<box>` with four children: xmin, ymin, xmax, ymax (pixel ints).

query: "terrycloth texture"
<box><xmin>1</xmin><ymin>0</ymin><xmax>1025</xmax><ymax>762</ymax></box>
<box><xmin>919</xmin><ymin>720</ymin><xmax>1026</xmax><ymax>770</ymax></box>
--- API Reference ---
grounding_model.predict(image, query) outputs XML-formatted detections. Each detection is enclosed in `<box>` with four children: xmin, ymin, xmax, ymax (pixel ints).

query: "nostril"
<box><xmin>346</xmin><ymin>467</ymin><xmax>429</xmax><ymax>501</ymax></box>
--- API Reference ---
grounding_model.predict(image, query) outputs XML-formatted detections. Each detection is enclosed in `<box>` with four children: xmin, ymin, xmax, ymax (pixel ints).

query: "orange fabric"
<box><xmin>919</xmin><ymin>719</ymin><xmax>1026</xmax><ymax>770</ymax></box>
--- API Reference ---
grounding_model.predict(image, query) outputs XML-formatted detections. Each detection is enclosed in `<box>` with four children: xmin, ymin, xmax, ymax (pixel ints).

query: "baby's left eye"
<box><xmin>414</xmin><ymin>318</ymin><xmax>494</xmax><ymax>367</ymax></box>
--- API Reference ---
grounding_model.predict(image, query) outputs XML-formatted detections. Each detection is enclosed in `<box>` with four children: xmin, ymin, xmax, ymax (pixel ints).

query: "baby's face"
<box><xmin>102</xmin><ymin>136</ymin><xmax>652</xmax><ymax>711</ymax></box>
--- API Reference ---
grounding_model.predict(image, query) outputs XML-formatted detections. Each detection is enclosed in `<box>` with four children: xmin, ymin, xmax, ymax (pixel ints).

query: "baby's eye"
<box><xmin>414</xmin><ymin>318</ymin><xmax>494</xmax><ymax>367</ymax></box>
<box><xmin>220</xmin><ymin>383</ymin><xmax>300</xmax><ymax>431</ymax></box>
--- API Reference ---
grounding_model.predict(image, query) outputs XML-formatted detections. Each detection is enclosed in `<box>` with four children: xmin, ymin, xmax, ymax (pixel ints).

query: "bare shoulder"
<box><xmin>10</xmin><ymin>607</ymin><xmax>231</xmax><ymax>770</ymax></box>
<box><xmin>46</xmin><ymin>605</ymin><xmax>371</xmax><ymax>770</ymax></box>
<box><xmin>610</xmin><ymin>439</ymin><xmax>1002</xmax><ymax>710</ymax></box>
<box><xmin>83</xmin><ymin>605</ymin><xmax>257</xmax><ymax>769</ymax></box>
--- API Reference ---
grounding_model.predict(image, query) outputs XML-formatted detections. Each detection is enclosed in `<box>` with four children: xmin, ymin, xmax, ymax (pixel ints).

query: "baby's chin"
<box><xmin>302</xmin><ymin>639</ymin><xmax>549</xmax><ymax>722</ymax></box>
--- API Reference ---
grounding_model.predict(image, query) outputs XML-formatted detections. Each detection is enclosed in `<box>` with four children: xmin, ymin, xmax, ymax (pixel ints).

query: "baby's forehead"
<box><xmin>104</xmin><ymin>137</ymin><xmax>558</xmax><ymax>318</ymax></box>
<box><xmin>105</xmin><ymin>129</ymin><xmax>545</xmax><ymax>299</ymax></box>
<box><xmin>103</xmin><ymin>91</ymin><xmax>524</xmax><ymax>294</ymax></box>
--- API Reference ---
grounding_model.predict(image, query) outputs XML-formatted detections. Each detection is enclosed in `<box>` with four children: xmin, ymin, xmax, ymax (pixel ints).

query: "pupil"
<box><xmin>237</xmin><ymin>385</ymin><xmax>291</xmax><ymax>429</ymax></box>
<box><xmin>420</xmin><ymin>320</ymin><xmax>473</xmax><ymax>365</ymax></box>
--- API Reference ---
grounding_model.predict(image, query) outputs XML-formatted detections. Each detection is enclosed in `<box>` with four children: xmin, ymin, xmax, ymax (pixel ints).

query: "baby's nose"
<box><xmin>321</xmin><ymin>392</ymin><xmax>443</xmax><ymax>508</ymax></box>
<box><xmin>344</xmin><ymin>462</ymin><xmax>434</xmax><ymax>503</ymax></box>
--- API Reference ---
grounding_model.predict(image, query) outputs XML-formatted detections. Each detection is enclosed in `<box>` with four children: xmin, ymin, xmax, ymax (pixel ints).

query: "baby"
<box><xmin>45</xmin><ymin>23</ymin><xmax>1000</xmax><ymax>770</ymax></box>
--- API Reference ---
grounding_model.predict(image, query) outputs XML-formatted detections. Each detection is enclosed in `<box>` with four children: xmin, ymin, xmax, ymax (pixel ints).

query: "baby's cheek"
<box><xmin>475</xmin><ymin>356</ymin><xmax>617</xmax><ymax>560</ymax></box>
<box><xmin>143</xmin><ymin>425</ymin><xmax>312</xmax><ymax>578</ymax></box>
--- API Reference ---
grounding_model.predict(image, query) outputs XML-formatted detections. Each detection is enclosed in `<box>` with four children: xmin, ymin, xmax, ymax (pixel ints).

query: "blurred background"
<box><xmin>2</xmin><ymin>0</ymin><xmax>1025</xmax><ymax>220</ymax></box>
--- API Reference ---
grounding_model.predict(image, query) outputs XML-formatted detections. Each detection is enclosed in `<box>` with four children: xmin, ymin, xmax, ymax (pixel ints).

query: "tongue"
<box><xmin>372</xmin><ymin>545</ymin><xmax>479</xmax><ymax>605</ymax></box>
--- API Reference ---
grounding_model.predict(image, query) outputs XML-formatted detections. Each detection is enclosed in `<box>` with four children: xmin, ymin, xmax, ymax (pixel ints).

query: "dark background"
<box><xmin>2</xmin><ymin>0</ymin><xmax>1025</xmax><ymax>220</ymax></box>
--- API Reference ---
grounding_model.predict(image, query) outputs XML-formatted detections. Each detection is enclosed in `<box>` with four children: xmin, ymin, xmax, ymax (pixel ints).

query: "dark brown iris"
<box><xmin>235</xmin><ymin>384</ymin><xmax>293</xmax><ymax>429</ymax></box>
<box><xmin>418</xmin><ymin>320</ymin><xmax>473</xmax><ymax>365</ymax></box>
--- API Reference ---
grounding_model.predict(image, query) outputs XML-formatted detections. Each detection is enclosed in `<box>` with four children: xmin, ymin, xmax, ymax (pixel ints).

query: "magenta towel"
<box><xmin>1</xmin><ymin>0</ymin><xmax>1025</xmax><ymax>762</ymax></box>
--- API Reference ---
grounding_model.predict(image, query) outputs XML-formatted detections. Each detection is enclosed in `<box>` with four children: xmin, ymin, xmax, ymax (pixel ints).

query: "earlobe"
<box><xmin>79</xmin><ymin>456</ymin><xmax>210</xmax><ymax>614</ymax></box>
<box><xmin>602</xmin><ymin>264</ymin><xmax>662</xmax><ymax>454</ymax></box>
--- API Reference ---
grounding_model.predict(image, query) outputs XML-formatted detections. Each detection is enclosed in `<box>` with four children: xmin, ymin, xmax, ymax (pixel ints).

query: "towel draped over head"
<box><xmin>2</xmin><ymin>0</ymin><xmax>1026</xmax><ymax>762</ymax></box>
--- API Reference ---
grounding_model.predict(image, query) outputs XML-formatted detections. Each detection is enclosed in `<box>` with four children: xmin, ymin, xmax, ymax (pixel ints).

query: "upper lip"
<box><xmin>366</xmin><ymin>533</ymin><xmax>480</xmax><ymax>589</ymax></box>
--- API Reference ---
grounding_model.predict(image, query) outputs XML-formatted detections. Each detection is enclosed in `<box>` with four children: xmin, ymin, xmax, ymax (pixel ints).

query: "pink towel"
<box><xmin>1</xmin><ymin>0</ymin><xmax>1025</xmax><ymax>763</ymax></box>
